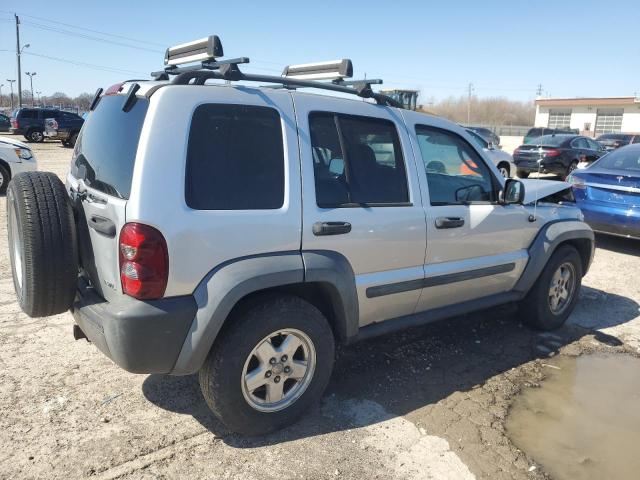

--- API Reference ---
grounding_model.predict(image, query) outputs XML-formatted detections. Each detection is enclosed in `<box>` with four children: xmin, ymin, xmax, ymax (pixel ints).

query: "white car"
<box><xmin>465</xmin><ymin>128</ymin><xmax>514</xmax><ymax>177</ymax></box>
<box><xmin>0</xmin><ymin>136</ymin><xmax>38</xmax><ymax>194</ymax></box>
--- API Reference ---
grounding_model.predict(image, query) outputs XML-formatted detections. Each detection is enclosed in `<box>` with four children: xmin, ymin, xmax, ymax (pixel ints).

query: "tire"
<box><xmin>517</xmin><ymin>170</ymin><xmax>529</xmax><ymax>179</ymax></box>
<box><xmin>562</xmin><ymin>161</ymin><xmax>578</xmax><ymax>180</ymax></box>
<box><xmin>0</xmin><ymin>164</ymin><xmax>10</xmax><ymax>195</ymax></box>
<box><xmin>26</xmin><ymin>129</ymin><xmax>45</xmax><ymax>143</ymax></box>
<box><xmin>497</xmin><ymin>162</ymin><xmax>510</xmax><ymax>178</ymax></box>
<box><xmin>199</xmin><ymin>294</ymin><xmax>335</xmax><ymax>435</ymax></box>
<box><xmin>6</xmin><ymin>172</ymin><xmax>78</xmax><ymax>317</ymax></box>
<box><xmin>520</xmin><ymin>245</ymin><xmax>582</xmax><ymax>331</ymax></box>
<box><xmin>68</xmin><ymin>132</ymin><xmax>79</xmax><ymax>148</ymax></box>
<box><xmin>62</xmin><ymin>140</ymin><xmax>70</xmax><ymax>147</ymax></box>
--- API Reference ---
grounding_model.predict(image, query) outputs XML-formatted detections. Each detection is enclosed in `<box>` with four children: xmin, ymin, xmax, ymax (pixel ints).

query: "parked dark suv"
<box><xmin>44</xmin><ymin>111</ymin><xmax>85</xmax><ymax>147</ymax></box>
<box><xmin>10</xmin><ymin>107</ymin><xmax>81</xmax><ymax>143</ymax></box>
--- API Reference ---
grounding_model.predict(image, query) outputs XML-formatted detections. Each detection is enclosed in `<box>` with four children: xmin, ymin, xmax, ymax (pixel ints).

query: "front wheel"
<box><xmin>497</xmin><ymin>163</ymin><xmax>510</xmax><ymax>178</ymax></box>
<box><xmin>520</xmin><ymin>245</ymin><xmax>582</xmax><ymax>331</ymax></box>
<box><xmin>199</xmin><ymin>294</ymin><xmax>335</xmax><ymax>435</ymax></box>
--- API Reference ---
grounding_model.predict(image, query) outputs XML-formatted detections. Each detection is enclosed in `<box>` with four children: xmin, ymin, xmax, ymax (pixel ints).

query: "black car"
<box><xmin>0</xmin><ymin>113</ymin><xmax>10</xmax><ymax>132</ymax></box>
<box><xmin>514</xmin><ymin>134</ymin><xmax>605</xmax><ymax>180</ymax></box>
<box><xmin>523</xmin><ymin>127</ymin><xmax>579</xmax><ymax>145</ymax></box>
<box><xmin>10</xmin><ymin>107</ymin><xmax>78</xmax><ymax>143</ymax></box>
<box><xmin>596</xmin><ymin>133</ymin><xmax>640</xmax><ymax>151</ymax></box>
<box><xmin>464</xmin><ymin>125</ymin><xmax>500</xmax><ymax>146</ymax></box>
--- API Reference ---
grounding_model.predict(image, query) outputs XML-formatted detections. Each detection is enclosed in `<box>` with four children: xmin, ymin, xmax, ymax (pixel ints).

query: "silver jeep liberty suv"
<box><xmin>6</xmin><ymin>35</ymin><xmax>594</xmax><ymax>435</ymax></box>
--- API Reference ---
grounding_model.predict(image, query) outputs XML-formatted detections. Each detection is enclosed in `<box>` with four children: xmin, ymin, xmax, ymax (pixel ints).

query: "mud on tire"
<box><xmin>7</xmin><ymin>172</ymin><xmax>78</xmax><ymax>317</ymax></box>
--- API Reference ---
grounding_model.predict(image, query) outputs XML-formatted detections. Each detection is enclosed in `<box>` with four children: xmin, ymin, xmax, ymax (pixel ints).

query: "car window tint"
<box><xmin>19</xmin><ymin>110</ymin><xmax>37</xmax><ymax>119</ymax></box>
<box><xmin>310</xmin><ymin>112</ymin><xmax>409</xmax><ymax>207</ymax></box>
<box><xmin>587</xmin><ymin>139</ymin><xmax>601</xmax><ymax>150</ymax></box>
<box><xmin>415</xmin><ymin>126</ymin><xmax>495</xmax><ymax>205</ymax></box>
<box><xmin>572</xmin><ymin>138</ymin><xmax>589</xmax><ymax>149</ymax></box>
<box><xmin>186</xmin><ymin>104</ymin><xmax>285</xmax><ymax>210</ymax></box>
<box><xmin>597</xmin><ymin>148</ymin><xmax>640</xmax><ymax>171</ymax></box>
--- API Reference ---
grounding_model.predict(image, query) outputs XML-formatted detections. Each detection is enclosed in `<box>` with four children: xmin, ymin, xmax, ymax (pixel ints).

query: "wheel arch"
<box><xmin>171</xmin><ymin>250</ymin><xmax>358</xmax><ymax>375</ymax></box>
<box><xmin>514</xmin><ymin>219</ymin><xmax>594</xmax><ymax>295</ymax></box>
<box><xmin>0</xmin><ymin>158</ymin><xmax>12</xmax><ymax>178</ymax></box>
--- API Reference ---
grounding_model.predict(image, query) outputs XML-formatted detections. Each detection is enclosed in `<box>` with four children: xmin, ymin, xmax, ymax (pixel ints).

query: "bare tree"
<box><xmin>420</xmin><ymin>96</ymin><xmax>535</xmax><ymax>126</ymax></box>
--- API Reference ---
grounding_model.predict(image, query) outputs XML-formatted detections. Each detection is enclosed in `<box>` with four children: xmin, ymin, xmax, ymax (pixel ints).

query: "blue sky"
<box><xmin>1</xmin><ymin>0</ymin><xmax>638</xmax><ymax>102</ymax></box>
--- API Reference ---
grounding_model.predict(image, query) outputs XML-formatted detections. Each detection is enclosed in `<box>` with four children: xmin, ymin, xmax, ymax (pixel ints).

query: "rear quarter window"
<box><xmin>185</xmin><ymin>104</ymin><xmax>285</xmax><ymax>210</ymax></box>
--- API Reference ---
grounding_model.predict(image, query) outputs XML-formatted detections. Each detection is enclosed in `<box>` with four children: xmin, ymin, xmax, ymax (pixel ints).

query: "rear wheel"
<box><xmin>563</xmin><ymin>161</ymin><xmax>578</xmax><ymax>180</ymax></box>
<box><xmin>199</xmin><ymin>294</ymin><xmax>335</xmax><ymax>435</ymax></box>
<box><xmin>26</xmin><ymin>129</ymin><xmax>44</xmax><ymax>143</ymax></box>
<box><xmin>0</xmin><ymin>164</ymin><xmax>9</xmax><ymax>194</ymax></box>
<box><xmin>7</xmin><ymin>172</ymin><xmax>78</xmax><ymax>317</ymax></box>
<box><xmin>517</xmin><ymin>170</ymin><xmax>529</xmax><ymax>179</ymax></box>
<box><xmin>520</xmin><ymin>245</ymin><xmax>582</xmax><ymax>331</ymax></box>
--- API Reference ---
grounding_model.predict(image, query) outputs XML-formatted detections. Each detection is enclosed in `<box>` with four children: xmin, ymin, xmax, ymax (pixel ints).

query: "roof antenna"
<box><xmin>529</xmin><ymin>153</ymin><xmax>542</xmax><ymax>222</ymax></box>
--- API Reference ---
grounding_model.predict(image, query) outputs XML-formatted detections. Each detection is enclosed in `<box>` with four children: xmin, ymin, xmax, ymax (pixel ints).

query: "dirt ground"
<box><xmin>1</xmin><ymin>140</ymin><xmax>639</xmax><ymax>480</ymax></box>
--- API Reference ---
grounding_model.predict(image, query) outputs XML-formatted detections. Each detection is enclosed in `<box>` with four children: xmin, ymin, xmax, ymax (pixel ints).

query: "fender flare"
<box><xmin>171</xmin><ymin>250</ymin><xmax>358</xmax><ymax>375</ymax></box>
<box><xmin>514</xmin><ymin>219</ymin><xmax>594</xmax><ymax>295</ymax></box>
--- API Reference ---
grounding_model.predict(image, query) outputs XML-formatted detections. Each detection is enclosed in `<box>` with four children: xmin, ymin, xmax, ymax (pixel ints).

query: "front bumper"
<box><xmin>577</xmin><ymin>200</ymin><xmax>640</xmax><ymax>239</ymax></box>
<box><xmin>71</xmin><ymin>277</ymin><xmax>198</xmax><ymax>374</ymax></box>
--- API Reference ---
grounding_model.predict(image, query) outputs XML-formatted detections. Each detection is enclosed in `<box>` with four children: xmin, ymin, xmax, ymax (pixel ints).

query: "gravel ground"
<box><xmin>1</xmin><ymin>139</ymin><xmax>639</xmax><ymax>480</ymax></box>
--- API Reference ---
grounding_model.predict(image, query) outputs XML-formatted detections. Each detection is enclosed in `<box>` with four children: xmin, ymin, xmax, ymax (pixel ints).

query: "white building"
<box><xmin>534</xmin><ymin>97</ymin><xmax>640</xmax><ymax>137</ymax></box>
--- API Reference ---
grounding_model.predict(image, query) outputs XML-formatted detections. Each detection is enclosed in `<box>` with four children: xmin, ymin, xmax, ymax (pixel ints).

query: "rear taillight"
<box><xmin>11</xmin><ymin>119</ymin><xmax>18</xmax><ymax>129</ymax></box>
<box><xmin>568</xmin><ymin>175</ymin><xmax>586</xmax><ymax>189</ymax></box>
<box><xmin>104</xmin><ymin>82</ymin><xmax>125</xmax><ymax>96</ymax></box>
<box><xmin>544</xmin><ymin>149</ymin><xmax>561</xmax><ymax>157</ymax></box>
<box><xmin>119</xmin><ymin>223</ymin><xmax>168</xmax><ymax>300</ymax></box>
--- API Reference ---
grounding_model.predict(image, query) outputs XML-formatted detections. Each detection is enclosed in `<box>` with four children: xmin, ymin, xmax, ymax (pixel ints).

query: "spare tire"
<box><xmin>7</xmin><ymin>172</ymin><xmax>78</xmax><ymax>317</ymax></box>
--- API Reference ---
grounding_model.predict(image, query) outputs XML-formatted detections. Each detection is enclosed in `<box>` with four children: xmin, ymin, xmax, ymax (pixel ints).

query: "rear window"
<box><xmin>531</xmin><ymin>134</ymin><xmax>572</xmax><ymax>146</ymax></box>
<box><xmin>185</xmin><ymin>104</ymin><xmax>285</xmax><ymax>210</ymax></box>
<box><xmin>71</xmin><ymin>95</ymin><xmax>149</xmax><ymax>199</ymax></box>
<box><xmin>596</xmin><ymin>146</ymin><xmax>640</xmax><ymax>171</ymax></box>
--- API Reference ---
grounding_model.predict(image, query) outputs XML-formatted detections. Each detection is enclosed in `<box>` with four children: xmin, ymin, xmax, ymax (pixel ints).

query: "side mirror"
<box><xmin>502</xmin><ymin>179</ymin><xmax>525</xmax><ymax>205</ymax></box>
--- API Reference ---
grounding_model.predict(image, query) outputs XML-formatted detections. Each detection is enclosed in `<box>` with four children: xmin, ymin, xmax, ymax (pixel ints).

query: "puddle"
<box><xmin>506</xmin><ymin>354</ymin><xmax>640</xmax><ymax>480</ymax></box>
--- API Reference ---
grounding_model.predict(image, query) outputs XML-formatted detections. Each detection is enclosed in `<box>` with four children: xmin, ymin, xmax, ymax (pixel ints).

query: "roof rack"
<box><xmin>149</xmin><ymin>35</ymin><xmax>402</xmax><ymax>108</ymax></box>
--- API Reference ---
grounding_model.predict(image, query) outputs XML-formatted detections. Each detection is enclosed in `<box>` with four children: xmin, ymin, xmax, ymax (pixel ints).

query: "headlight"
<box><xmin>15</xmin><ymin>148</ymin><xmax>33</xmax><ymax>160</ymax></box>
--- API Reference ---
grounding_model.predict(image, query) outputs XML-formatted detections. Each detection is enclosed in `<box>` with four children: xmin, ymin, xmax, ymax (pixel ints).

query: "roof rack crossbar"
<box><xmin>171</xmin><ymin>69</ymin><xmax>402</xmax><ymax>108</ymax></box>
<box><xmin>151</xmin><ymin>57</ymin><xmax>250</xmax><ymax>80</ymax></box>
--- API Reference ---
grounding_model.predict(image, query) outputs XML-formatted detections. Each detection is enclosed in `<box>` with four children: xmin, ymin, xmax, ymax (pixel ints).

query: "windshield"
<box><xmin>466</xmin><ymin>129</ymin><xmax>488</xmax><ymax>148</ymax></box>
<box><xmin>595</xmin><ymin>147</ymin><xmax>640</xmax><ymax>171</ymax></box>
<box><xmin>70</xmin><ymin>95</ymin><xmax>149</xmax><ymax>199</ymax></box>
<box><xmin>529</xmin><ymin>135</ymin><xmax>571</xmax><ymax>147</ymax></box>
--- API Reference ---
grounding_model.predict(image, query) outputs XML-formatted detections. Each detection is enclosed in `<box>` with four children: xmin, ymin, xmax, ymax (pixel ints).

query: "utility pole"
<box><xmin>15</xmin><ymin>14</ymin><xmax>23</xmax><ymax>108</ymax></box>
<box><xmin>26</xmin><ymin>72</ymin><xmax>36</xmax><ymax>107</ymax></box>
<box><xmin>36</xmin><ymin>91</ymin><xmax>41</xmax><ymax>106</ymax></box>
<box><xmin>0</xmin><ymin>84</ymin><xmax>3</xmax><ymax>108</ymax></box>
<box><xmin>536</xmin><ymin>83</ymin><xmax>543</xmax><ymax>97</ymax></box>
<box><xmin>467</xmin><ymin>83</ymin><xmax>474</xmax><ymax>124</ymax></box>
<box><xmin>6</xmin><ymin>79</ymin><xmax>16</xmax><ymax>110</ymax></box>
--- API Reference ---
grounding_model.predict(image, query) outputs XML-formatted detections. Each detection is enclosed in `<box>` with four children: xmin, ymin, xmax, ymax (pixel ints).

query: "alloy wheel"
<box><xmin>241</xmin><ymin>329</ymin><xmax>316</xmax><ymax>412</ymax></box>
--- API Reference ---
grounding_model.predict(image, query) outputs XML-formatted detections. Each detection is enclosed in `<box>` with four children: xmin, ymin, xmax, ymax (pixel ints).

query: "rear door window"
<box><xmin>310</xmin><ymin>112</ymin><xmax>409</xmax><ymax>207</ymax></box>
<box><xmin>71</xmin><ymin>95</ymin><xmax>149</xmax><ymax>199</ymax></box>
<box><xmin>186</xmin><ymin>104</ymin><xmax>285</xmax><ymax>210</ymax></box>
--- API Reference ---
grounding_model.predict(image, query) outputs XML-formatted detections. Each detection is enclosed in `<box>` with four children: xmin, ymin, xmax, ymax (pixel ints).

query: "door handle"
<box><xmin>88</xmin><ymin>215</ymin><xmax>116</xmax><ymax>238</ymax></box>
<box><xmin>312</xmin><ymin>221</ymin><xmax>352</xmax><ymax>236</ymax></box>
<box><xmin>435</xmin><ymin>217</ymin><xmax>464</xmax><ymax>229</ymax></box>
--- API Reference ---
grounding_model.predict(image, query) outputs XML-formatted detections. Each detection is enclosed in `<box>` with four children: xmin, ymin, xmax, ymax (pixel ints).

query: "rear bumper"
<box><xmin>515</xmin><ymin>161</ymin><xmax>567</xmax><ymax>175</ymax></box>
<box><xmin>71</xmin><ymin>278</ymin><xmax>198</xmax><ymax>374</ymax></box>
<box><xmin>578</xmin><ymin>200</ymin><xmax>640</xmax><ymax>239</ymax></box>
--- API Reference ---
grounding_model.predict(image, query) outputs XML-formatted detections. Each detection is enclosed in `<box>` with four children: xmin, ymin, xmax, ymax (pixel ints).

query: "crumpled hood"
<box><xmin>0</xmin><ymin>135</ymin><xmax>30</xmax><ymax>150</ymax></box>
<box><xmin>520</xmin><ymin>179</ymin><xmax>571</xmax><ymax>204</ymax></box>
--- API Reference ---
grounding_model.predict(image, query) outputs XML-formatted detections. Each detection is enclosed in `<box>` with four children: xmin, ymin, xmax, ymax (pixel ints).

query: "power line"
<box><xmin>20</xmin><ymin>20</ymin><xmax>163</xmax><ymax>54</ymax></box>
<box><xmin>0</xmin><ymin>10</ymin><xmax>165</xmax><ymax>47</ymax></box>
<box><xmin>23</xmin><ymin>51</ymin><xmax>147</xmax><ymax>76</ymax></box>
